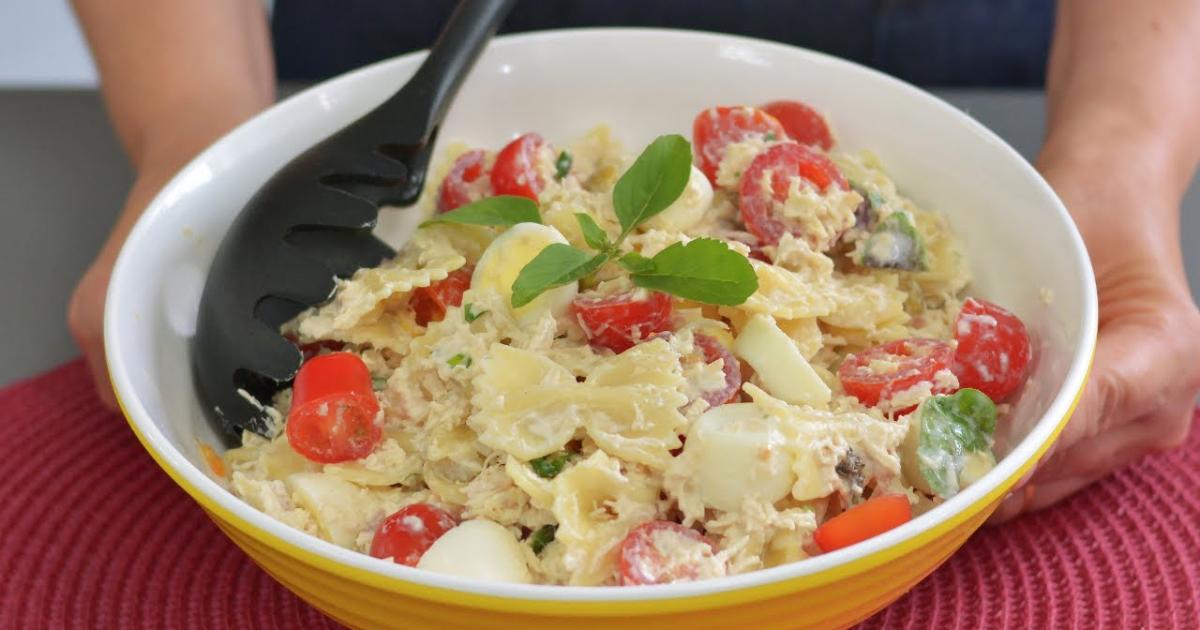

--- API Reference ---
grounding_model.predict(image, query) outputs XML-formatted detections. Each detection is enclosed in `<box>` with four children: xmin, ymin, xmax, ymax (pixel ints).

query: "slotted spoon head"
<box><xmin>192</xmin><ymin>0</ymin><xmax>514</xmax><ymax>442</ymax></box>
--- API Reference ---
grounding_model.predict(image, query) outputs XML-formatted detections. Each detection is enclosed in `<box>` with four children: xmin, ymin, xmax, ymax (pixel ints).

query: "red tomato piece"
<box><xmin>437</xmin><ymin>149</ymin><xmax>491</xmax><ymax>212</ymax></box>
<box><xmin>410</xmin><ymin>266</ymin><xmax>473</xmax><ymax>327</ymax></box>
<box><xmin>838</xmin><ymin>338</ymin><xmax>956</xmax><ymax>408</ymax></box>
<box><xmin>694</xmin><ymin>333</ymin><xmax>742</xmax><ymax>407</ymax></box>
<box><xmin>573</xmin><ymin>291</ymin><xmax>674</xmax><ymax>353</ymax></box>
<box><xmin>369</xmin><ymin>503</ymin><xmax>459</xmax><ymax>566</ymax></box>
<box><xmin>813</xmin><ymin>494</ymin><xmax>912</xmax><ymax>553</ymax></box>
<box><xmin>737</xmin><ymin>142</ymin><xmax>849</xmax><ymax>246</ymax></box>
<box><xmin>759</xmin><ymin>100</ymin><xmax>834</xmax><ymax>151</ymax></box>
<box><xmin>692</xmin><ymin>106</ymin><xmax>786</xmax><ymax>184</ymax></box>
<box><xmin>619</xmin><ymin>521</ymin><xmax>722</xmax><ymax>585</ymax></box>
<box><xmin>286</xmin><ymin>352</ymin><xmax>382</xmax><ymax>463</ymax></box>
<box><xmin>952</xmin><ymin>298</ymin><xmax>1032</xmax><ymax>401</ymax></box>
<box><xmin>490</xmin><ymin>132</ymin><xmax>548</xmax><ymax>201</ymax></box>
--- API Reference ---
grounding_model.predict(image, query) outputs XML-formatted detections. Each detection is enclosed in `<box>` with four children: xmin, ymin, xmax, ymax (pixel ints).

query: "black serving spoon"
<box><xmin>193</xmin><ymin>0</ymin><xmax>515</xmax><ymax>442</ymax></box>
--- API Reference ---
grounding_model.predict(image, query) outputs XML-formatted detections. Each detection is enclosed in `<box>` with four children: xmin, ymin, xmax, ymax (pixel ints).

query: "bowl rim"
<box><xmin>105</xmin><ymin>27</ymin><xmax>1098</xmax><ymax>608</ymax></box>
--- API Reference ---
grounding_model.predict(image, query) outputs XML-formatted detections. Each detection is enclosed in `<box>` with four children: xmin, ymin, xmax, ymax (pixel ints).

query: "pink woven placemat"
<box><xmin>1</xmin><ymin>360</ymin><xmax>1197</xmax><ymax>629</ymax></box>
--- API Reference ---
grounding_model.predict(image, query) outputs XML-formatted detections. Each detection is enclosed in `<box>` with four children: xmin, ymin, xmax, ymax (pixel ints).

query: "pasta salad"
<box><xmin>219</xmin><ymin>99</ymin><xmax>1033</xmax><ymax>586</ymax></box>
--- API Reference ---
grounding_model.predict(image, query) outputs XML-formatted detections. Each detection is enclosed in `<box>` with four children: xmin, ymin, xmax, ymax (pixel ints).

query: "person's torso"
<box><xmin>271</xmin><ymin>0</ymin><xmax>1054</xmax><ymax>87</ymax></box>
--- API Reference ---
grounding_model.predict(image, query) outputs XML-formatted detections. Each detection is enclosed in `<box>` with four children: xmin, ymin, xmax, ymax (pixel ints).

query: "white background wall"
<box><xmin>1</xmin><ymin>0</ymin><xmax>98</xmax><ymax>86</ymax></box>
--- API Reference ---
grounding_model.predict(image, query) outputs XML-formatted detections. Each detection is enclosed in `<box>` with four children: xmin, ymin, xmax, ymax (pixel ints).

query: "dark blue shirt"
<box><xmin>271</xmin><ymin>0</ymin><xmax>1054</xmax><ymax>87</ymax></box>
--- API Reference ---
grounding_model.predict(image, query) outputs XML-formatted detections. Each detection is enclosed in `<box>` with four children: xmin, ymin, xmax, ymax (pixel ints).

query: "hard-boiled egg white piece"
<box><xmin>643</xmin><ymin>164</ymin><xmax>713</xmax><ymax>233</ymax></box>
<box><xmin>416</xmin><ymin>519</ymin><xmax>533</xmax><ymax>583</ymax></box>
<box><xmin>471</xmin><ymin>222</ymin><xmax>578</xmax><ymax>324</ymax></box>
<box><xmin>284</xmin><ymin>473</ymin><xmax>375</xmax><ymax>548</ymax></box>
<box><xmin>733</xmin><ymin>314</ymin><xmax>831</xmax><ymax>407</ymax></box>
<box><xmin>684</xmin><ymin>403</ymin><xmax>795</xmax><ymax>512</ymax></box>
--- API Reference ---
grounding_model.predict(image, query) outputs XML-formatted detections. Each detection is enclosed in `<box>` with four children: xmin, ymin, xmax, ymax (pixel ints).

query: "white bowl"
<box><xmin>105</xmin><ymin>28</ymin><xmax>1097</xmax><ymax>629</ymax></box>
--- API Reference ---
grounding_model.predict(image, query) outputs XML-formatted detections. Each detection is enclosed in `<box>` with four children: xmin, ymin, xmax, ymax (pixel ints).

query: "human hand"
<box><xmin>990</xmin><ymin>152</ymin><xmax>1200</xmax><ymax>522</ymax></box>
<box><xmin>68</xmin><ymin>169</ymin><xmax>182</xmax><ymax>409</ymax></box>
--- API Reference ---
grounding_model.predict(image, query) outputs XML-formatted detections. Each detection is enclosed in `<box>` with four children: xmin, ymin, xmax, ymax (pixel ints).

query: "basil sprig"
<box><xmin>510</xmin><ymin>135</ymin><xmax>758</xmax><ymax>307</ymax></box>
<box><xmin>420</xmin><ymin>195</ymin><xmax>540</xmax><ymax>228</ymax></box>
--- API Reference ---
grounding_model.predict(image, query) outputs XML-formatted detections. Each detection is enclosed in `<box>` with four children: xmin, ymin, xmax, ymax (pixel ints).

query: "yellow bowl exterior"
<box><xmin>118</xmin><ymin>361</ymin><xmax>1086</xmax><ymax>630</ymax></box>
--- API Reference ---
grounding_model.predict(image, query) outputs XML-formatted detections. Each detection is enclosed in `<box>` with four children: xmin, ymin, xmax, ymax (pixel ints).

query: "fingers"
<box><xmin>989</xmin><ymin>396</ymin><xmax>1195</xmax><ymax>523</ymax></box>
<box><xmin>987</xmin><ymin>313</ymin><xmax>1199</xmax><ymax>523</ymax></box>
<box><xmin>67</xmin><ymin>263</ymin><xmax>118</xmax><ymax>410</ymax></box>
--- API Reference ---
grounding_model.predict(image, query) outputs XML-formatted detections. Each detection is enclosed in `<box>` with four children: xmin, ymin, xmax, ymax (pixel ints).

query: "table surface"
<box><xmin>1</xmin><ymin>89</ymin><xmax>1198</xmax><ymax>387</ymax></box>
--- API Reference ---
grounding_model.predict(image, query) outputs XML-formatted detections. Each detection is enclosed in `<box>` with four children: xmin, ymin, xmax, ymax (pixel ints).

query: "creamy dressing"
<box><xmin>221</xmin><ymin>122</ymin><xmax>988</xmax><ymax>586</ymax></box>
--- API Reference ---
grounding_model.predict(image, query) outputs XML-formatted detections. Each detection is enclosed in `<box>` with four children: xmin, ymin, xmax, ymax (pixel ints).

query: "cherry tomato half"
<box><xmin>490</xmin><ymin>132</ymin><xmax>548</xmax><ymax>201</ymax></box>
<box><xmin>619</xmin><ymin>521</ymin><xmax>722</xmax><ymax>585</ymax></box>
<box><xmin>692</xmin><ymin>106</ymin><xmax>786</xmax><ymax>185</ymax></box>
<box><xmin>838</xmin><ymin>338</ymin><xmax>956</xmax><ymax>408</ymax></box>
<box><xmin>952</xmin><ymin>298</ymin><xmax>1032</xmax><ymax>401</ymax></box>
<box><xmin>410</xmin><ymin>266</ymin><xmax>473</xmax><ymax>327</ymax></box>
<box><xmin>694</xmin><ymin>333</ymin><xmax>742</xmax><ymax>408</ymax></box>
<box><xmin>573</xmin><ymin>291</ymin><xmax>674</xmax><ymax>353</ymax></box>
<box><xmin>737</xmin><ymin>142</ymin><xmax>849</xmax><ymax>246</ymax></box>
<box><xmin>813</xmin><ymin>494</ymin><xmax>912</xmax><ymax>553</ymax></box>
<box><xmin>759</xmin><ymin>100</ymin><xmax>834</xmax><ymax>151</ymax></box>
<box><xmin>437</xmin><ymin>149</ymin><xmax>491</xmax><ymax>212</ymax></box>
<box><xmin>369</xmin><ymin>503</ymin><xmax>459</xmax><ymax>566</ymax></box>
<box><xmin>286</xmin><ymin>352</ymin><xmax>382</xmax><ymax>464</ymax></box>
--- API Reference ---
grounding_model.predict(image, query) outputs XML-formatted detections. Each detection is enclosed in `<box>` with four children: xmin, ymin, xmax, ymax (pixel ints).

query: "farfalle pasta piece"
<box><xmin>578</xmin><ymin>339</ymin><xmax>689</xmax><ymax>469</ymax></box>
<box><xmin>738</xmin><ymin>258</ymin><xmax>836</xmax><ymax>320</ymax></box>
<box><xmin>468</xmin><ymin>344</ymin><xmax>581</xmax><ymax>460</ymax></box>
<box><xmin>551</xmin><ymin>451</ymin><xmax>659</xmax><ymax>585</ymax></box>
<box><xmin>818</xmin><ymin>273</ymin><xmax>911</xmax><ymax>347</ymax></box>
<box><xmin>294</xmin><ymin>253</ymin><xmax>465</xmax><ymax>349</ymax></box>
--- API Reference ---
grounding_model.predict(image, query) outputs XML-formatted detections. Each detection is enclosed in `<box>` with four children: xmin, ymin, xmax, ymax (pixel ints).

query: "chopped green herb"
<box><xmin>529</xmin><ymin>524</ymin><xmax>557</xmax><ymax>554</ymax></box>
<box><xmin>529</xmin><ymin>451</ymin><xmax>575</xmax><ymax>479</ymax></box>
<box><xmin>371</xmin><ymin>376</ymin><xmax>388</xmax><ymax>390</ymax></box>
<box><xmin>463</xmin><ymin>303</ymin><xmax>487</xmax><ymax>322</ymax></box>
<box><xmin>447</xmin><ymin>353</ymin><xmax>472</xmax><ymax>368</ymax></box>
<box><xmin>764</xmin><ymin>132</ymin><xmax>778</xmax><ymax>141</ymax></box>
<box><xmin>860</xmin><ymin>212</ymin><xmax>926</xmax><ymax>271</ymax></box>
<box><xmin>554</xmin><ymin>150</ymin><xmax>573</xmax><ymax>181</ymax></box>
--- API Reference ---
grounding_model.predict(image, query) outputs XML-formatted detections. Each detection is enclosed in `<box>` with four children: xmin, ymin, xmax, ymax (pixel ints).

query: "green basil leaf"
<box><xmin>629</xmin><ymin>238</ymin><xmax>758</xmax><ymax>305</ymax></box>
<box><xmin>420</xmin><ymin>195</ymin><xmax>540</xmax><ymax>228</ymax></box>
<box><xmin>612</xmin><ymin>134</ymin><xmax>693</xmax><ymax>236</ymax></box>
<box><xmin>447</xmin><ymin>353</ymin><xmax>472</xmax><ymax>368</ymax></box>
<box><xmin>574</xmin><ymin>213</ymin><xmax>610</xmax><ymax>251</ymax></box>
<box><xmin>529</xmin><ymin>451</ymin><xmax>575</xmax><ymax>479</ymax></box>
<box><xmin>529</xmin><ymin>524</ymin><xmax>558</xmax><ymax>554</ymax></box>
<box><xmin>916</xmin><ymin>388</ymin><xmax>997</xmax><ymax>498</ymax></box>
<box><xmin>511</xmin><ymin>244</ymin><xmax>608</xmax><ymax>308</ymax></box>
<box><xmin>617</xmin><ymin>251</ymin><xmax>654</xmax><ymax>274</ymax></box>
<box><xmin>554</xmin><ymin>150</ymin><xmax>573</xmax><ymax>181</ymax></box>
<box><xmin>860</xmin><ymin>212</ymin><xmax>926</xmax><ymax>271</ymax></box>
